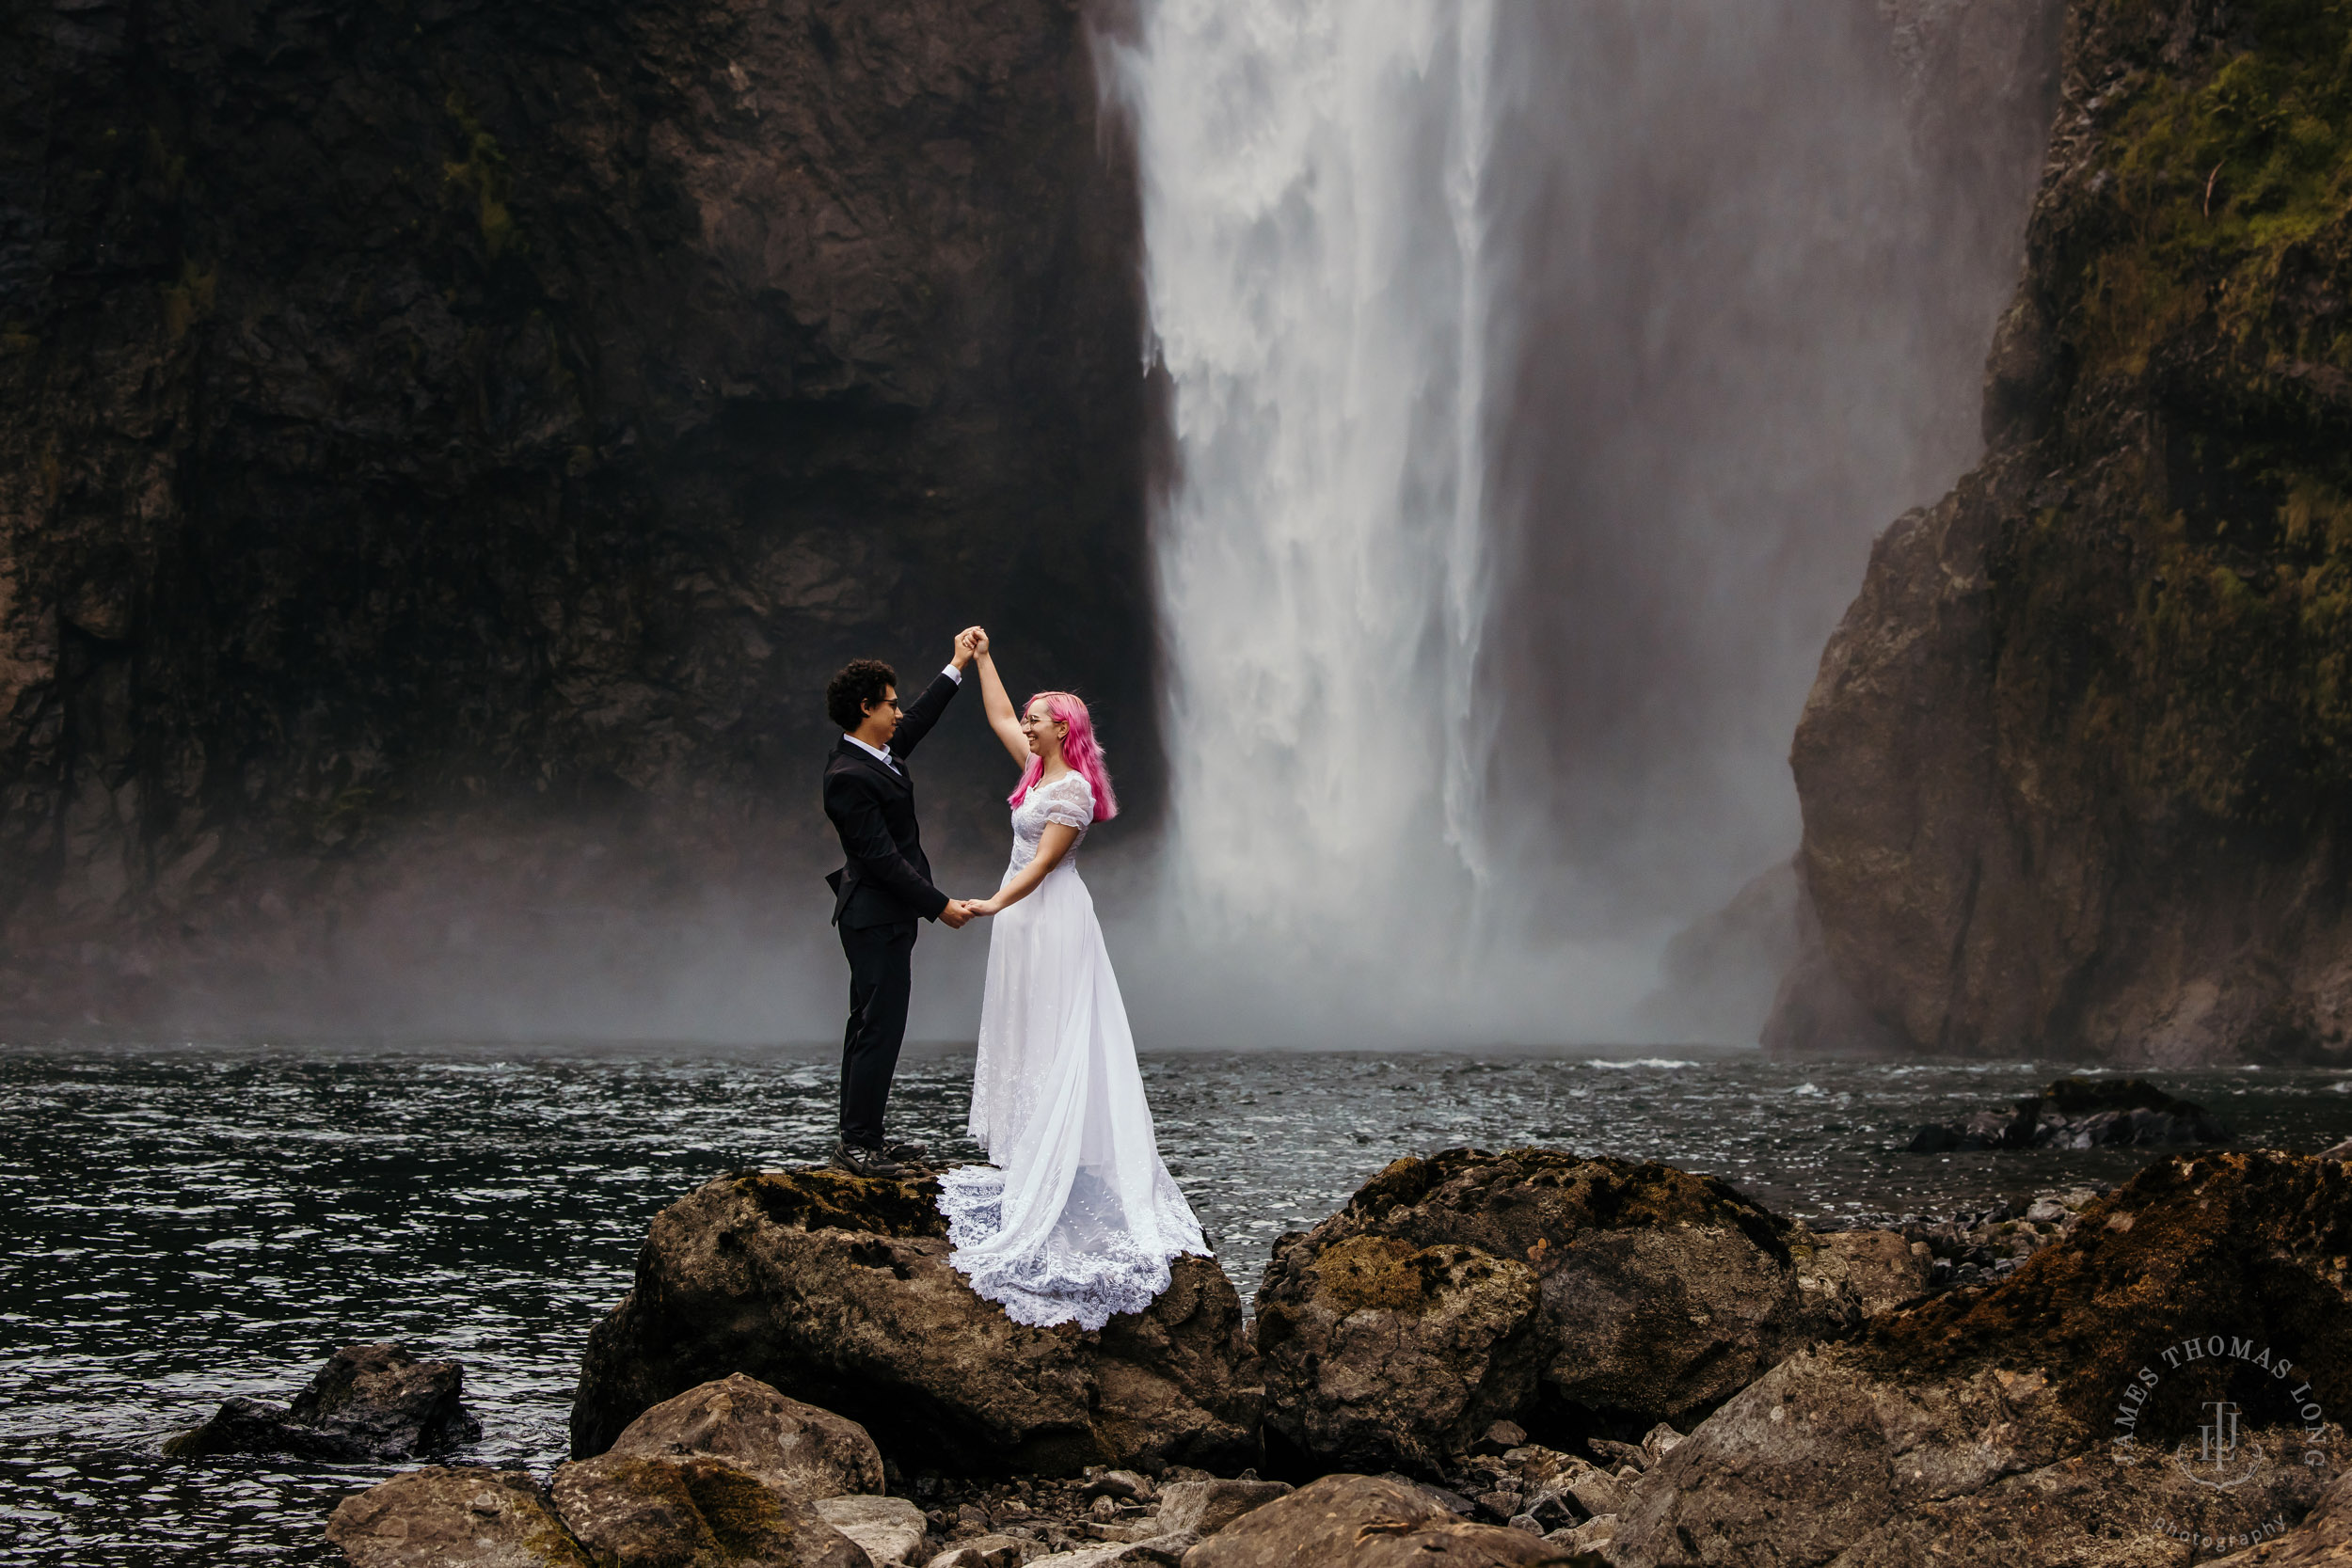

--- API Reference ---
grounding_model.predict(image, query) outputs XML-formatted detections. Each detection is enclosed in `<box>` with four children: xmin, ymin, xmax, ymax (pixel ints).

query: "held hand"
<box><xmin>952</xmin><ymin>626</ymin><xmax>985</xmax><ymax>668</ymax></box>
<box><xmin>970</xmin><ymin>626</ymin><xmax>990</xmax><ymax>657</ymax></box>
<box><xmin>964</xmin><ymin>896</ymin><xmax>1001</xmax><ymax>917</ymax></box>
<box><xmin>940</xmin><ymin>899</ymin><xmax>972</xmax><ymax>928</ymax></box>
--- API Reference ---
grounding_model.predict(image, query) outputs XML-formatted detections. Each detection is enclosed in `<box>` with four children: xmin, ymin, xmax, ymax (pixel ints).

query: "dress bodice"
<box><xmin>1008</xmin><ymin>773</ymin><xmax>1095</xmax><ymax>875</ymax></box>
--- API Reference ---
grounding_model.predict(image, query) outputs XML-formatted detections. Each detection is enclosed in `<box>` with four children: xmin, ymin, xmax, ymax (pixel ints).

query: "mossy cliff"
<box><xmin>1779</xmin><ymin>0</ymin><xmax>2352</xmax><ymax>1064</ymax></box>
<box><xmin>0</xmin><ymin>0</ymin><xmax>1156</xmax><ymax>1031</ymax></box>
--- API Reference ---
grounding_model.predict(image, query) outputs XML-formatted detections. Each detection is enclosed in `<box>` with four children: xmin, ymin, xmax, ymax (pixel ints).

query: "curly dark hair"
<box><xmin>826</xmin><ymin>658</ymin><xmax>899</xmax><ymax>733</ymax></box>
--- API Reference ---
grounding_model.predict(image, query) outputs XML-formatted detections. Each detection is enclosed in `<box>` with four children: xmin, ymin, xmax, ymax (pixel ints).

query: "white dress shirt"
<box><xmin>841</xmin><ymin>664</ymin><xmax>962</xmax><ymax>773</ymax></box>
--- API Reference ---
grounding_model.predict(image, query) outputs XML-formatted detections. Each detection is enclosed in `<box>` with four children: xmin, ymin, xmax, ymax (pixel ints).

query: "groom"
<box><xmin>821</xmin><ymin>629</ymin><xmax>984</xmax><ymax>1178</ymax></box>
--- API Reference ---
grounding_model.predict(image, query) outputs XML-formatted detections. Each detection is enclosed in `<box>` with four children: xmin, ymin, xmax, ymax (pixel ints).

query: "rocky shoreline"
<box><xmin>276</xmin><ymin>1140</ymin><xmax>2352</xmax><ymax>1565</ymax></box>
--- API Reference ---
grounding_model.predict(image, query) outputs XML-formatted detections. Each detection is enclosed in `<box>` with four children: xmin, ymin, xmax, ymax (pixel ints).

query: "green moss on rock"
<box><xmin>2007</xmin><ymin>0</ymin><xmax>2352</xmax><ymax>823</ymax></box>
<box><xmin>731</xmin><ymin>1167</ymin><xmax>948</xmax><ymax>1239</ymax></box>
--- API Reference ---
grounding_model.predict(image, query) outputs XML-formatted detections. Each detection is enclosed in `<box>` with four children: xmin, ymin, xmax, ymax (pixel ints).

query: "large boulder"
<box><xmin>1251</xmin><ymin>1149</ymin><xmax>1860</xmax><ymax>1473</ymax></box>
<box><xmin>550</xmin><ymin>1453</ymin><xmax>871</xmax><ymax>1568</ymax></box>
<box><xmin>606</xmin><ymin>1375</ymin><xmax>884</xmax><ymax>1505</ymax></box>
<box><xmin>570</xmin><ymin>1169</ymin><xmax>1259</xmax><ymax>1476</ymax></box>
<box><xmin>1177</xmin><ymin>1475</ymin><xmax>1579</xmax><ymax>1567</ymax></box>
<box><xmin>325</xmin><ymin>1468</ymin><xmax>585</xmax><ymax>1568</ymax></box>
<box><xmin>169</xmin><ymin>1342</ymin><xmax>480</xmax><ymax>1462</ymax></box>
<box><xmin>1611</xmin><ymin>1150</ymin><xmax>2352</xmax><ymax>1566</ymax></box>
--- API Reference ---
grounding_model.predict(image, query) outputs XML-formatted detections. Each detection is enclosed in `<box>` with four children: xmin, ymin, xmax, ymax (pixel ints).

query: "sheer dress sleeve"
<box><xmin>1042</xmin><ymin>776</ymin><xmax>1095</xmax><ymax>830</ymax></box>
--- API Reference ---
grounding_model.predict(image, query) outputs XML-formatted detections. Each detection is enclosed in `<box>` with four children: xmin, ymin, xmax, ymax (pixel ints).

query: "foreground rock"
<box><xmin>552</xmin><ymin>1453</ymin><xmax>870</xmax><ymax>1568</ymax></box>
<box><xmin>1252</xmin><ymin>1149</ymin><xmax>1864</xmax><ymax>1474</ymax></box>
<box><xmin>1906</xmin><ymin>1076</ymin><xmax>2230</xmax><ymax>1152</ymax></box>
<box><xmin>1181</xmin><ymin>1474</ymin><xmax>1578</xmax><ymax>1567</ymax></box>
<box><xmin>812</xmin><ymin>1497</ymin><xmax>927</xmax><ymax>1566</ymax></box>
<box><xmin>169</xmin><ymin>1342</ymin><xmax>480</xmax><ymax>1462</ymax></box>
<box><xmin>2210</xmin><ymin>1468</ymin><xmax>2352</xmax><ymax>1565</ymax></box>
<box><xmin>1153</xmin><ymin>1480</ymin><xmax>1291</xmax><ymax>1538</ymax></box>
<box><xmin>570</xmin><ymin>1169</ymin><xmax>1259</xmax><ymax>1475</ymax></box>
<box><xmin>606</xmin><ymin>1374</ymin><xmax>884</xmax><ymax>1505</ymax></box>
<box><xmin>326</xmin><ymin>1468</ymin><xmax>585</xmax><ymax>1568</ymax></box>
<box><xmin>1610</xmin><ymin>1150</ymin><xmax>2352</xmax><ymax>1566</ymax></box>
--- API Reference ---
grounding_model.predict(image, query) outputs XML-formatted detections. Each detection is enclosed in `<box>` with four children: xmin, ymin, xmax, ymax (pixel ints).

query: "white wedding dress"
<box><xmin>936</xmin><ymin>771</ymin><xmax>1205</xmax><ymax>1330</ymax></box>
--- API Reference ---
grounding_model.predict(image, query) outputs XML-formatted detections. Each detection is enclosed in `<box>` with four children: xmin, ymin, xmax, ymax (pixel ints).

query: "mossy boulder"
<box><xmin>601</xmin><ymin>1375</ymin><xmax>883</xmax><ymax>1507</ymax></box>
<box><xmin>325</xmin><ymin>1468</ymin><xmax>589</xmax><ymax>1568</ymax></box>
<box><xmin>549</xmin><ymin>1454</ymin><xmax>868</xmax><ymax>1568</ymax></box>
<box><xmin>1611</xmin><ymin>1149</ymin><xmax>2352</xmax><ymax>1566</ymax></box>
<box><xmin>1252</xmin><ymin>1149</ymin><xmax>1863</xmax><ymax>1475</ymax></box>
<box><xmin>568</xmin><ymin>1168</ymin><xmax>1259</xmax><ymax>1477</ymax></box>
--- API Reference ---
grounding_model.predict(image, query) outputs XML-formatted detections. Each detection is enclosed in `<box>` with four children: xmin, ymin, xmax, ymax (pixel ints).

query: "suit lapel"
<box><xmin>834</xmin><ymin>738</ymin><xmax>910</xmax><ymax>793</ymax></box>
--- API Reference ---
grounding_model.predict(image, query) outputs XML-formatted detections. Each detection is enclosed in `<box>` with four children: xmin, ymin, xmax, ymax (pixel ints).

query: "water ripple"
<box><xmin>1</xmin><ymin>1044</ymin><xmax>2345</xmax><ymax>1563</ymax></box>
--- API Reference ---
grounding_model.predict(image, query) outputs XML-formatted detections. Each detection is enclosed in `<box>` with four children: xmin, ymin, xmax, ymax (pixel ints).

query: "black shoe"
<box><xmin>885</xmin><ymin>1139</ymin><xmax>931</xmax><ymax>1168</ymax></box>
<box><xmin>830</xmin><ymin>1140</ymin><xmax>905</xmax><ymax>1179</ymax></box>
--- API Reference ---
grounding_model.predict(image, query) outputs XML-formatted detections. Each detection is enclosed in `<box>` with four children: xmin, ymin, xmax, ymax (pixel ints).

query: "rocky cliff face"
<box><xmin>1778</xmin><ymin>0</ymin><xmax>2352</xmax><ymax>1065</ymax></box>
<box><xmin>0</xmin><ymin>0</ymin><xmax>1153</xmax><ymax>1031</ymax></box>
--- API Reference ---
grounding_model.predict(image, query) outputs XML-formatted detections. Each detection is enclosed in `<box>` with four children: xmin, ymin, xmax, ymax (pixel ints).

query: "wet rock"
<box><xmin>812</xmin><ymin>1496</ymin><xmax>927</xmax><ymax>1566</ymax></box>
<box><xmin>1179</xmin><ymin>1474</ymin><xmax>1581</xmax><ymax>1567</ymax></box>
<box><xmin>927</xmin><ymin>1536</ymin><xmax>1028</xmax><ymax>1568</ymax></box>
<box><xmin>1610</xmin><ymin>1150</ymin><xmax>2352</xmax><ymax>1566</ymax></box>
<box><xmin>550</xmin><ymin>1452</ymin><xmax>870</xmax><ymax>1568</ymax></box>
<box><xmin>1078</xmin><ymin>1469</ymin><xmax>1155</xmax><ymax>1504</ymax></box>
<box><xmin>922</xmin><ymin>1550</ymin><xmax>993</xmax><ymax>1568</ymax></box>
<box><xmin>606</xmin><ymin>1375</ymin><xmax>883</xmax><ymax>1506</ymax></box>
<box><xmin>1473</xmin><ymin>1421</ymin><xmax>1528</xmax><ymax>1455</ymax></box>
<box><xmin>1152</xmin><ymin>1480</ymin><xmax>1292</xmax><ymax>1537</ymax></box>
<box><xmin>325</xmin><ymin>1467</ymin><xmax>586</xmax><ymax>1568</ymax></box>
<box><xmin>1556</xmin><ymin>1513</ymin><xmax>1617</xmax><ymax>1559</ymax></box>
<box><xmin>170</xmin><ymin>1342</ymin><xmax>480</xmax><ymax>1462</ymax></box>
<box><xmin>1809</xmin><ymin>1228</ymin><xmax>1931</xmax><ymax>1317</ymax></box>
<box><xmin>1904</xmin><ymin>1078</ymin><xmax>2230</xmax><ymax>1153</ymax></box>
<box><xmin>1251</xmin><ymin>1149</ymin><xmax>1858</xmax><ymax>1474</ymax></box>
<box><xmin>1253</xmin><ymin>1231</ymin><xmax>1541</xmax><ymax>1476</ymax></box>
<box><xmin>570</xmin><ymin>1169</ymin><xmax>1259</xmax><ymax>1477</ymax></box>
<box><xmin>1037</xmin><ymin>1532</ymin><xmax>1197</xmax><ymax>1566</ymax></box>
<box><xmin>2208</xmin><ymin>1468</ymin><xmax>2352</xmax><ymax>1564</ymax></box>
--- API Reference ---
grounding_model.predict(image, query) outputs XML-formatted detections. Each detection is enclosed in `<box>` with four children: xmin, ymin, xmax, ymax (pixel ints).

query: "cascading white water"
<box><xmin>1106</xmin><ymin>0</ymin><xmax>2057</xmax><ymax>1046</ymax></box>
<box><xmin>1112</xmin><ymin>1</ymin><xmax>1603</xmax><ymax>1037</ymax></box>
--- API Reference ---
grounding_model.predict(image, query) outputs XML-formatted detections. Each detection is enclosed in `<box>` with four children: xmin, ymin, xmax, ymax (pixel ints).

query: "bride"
<box><xmin>935</xmin><ymin>633</ymin><xmax>1205</xmax><ymax>1330</ymax></box>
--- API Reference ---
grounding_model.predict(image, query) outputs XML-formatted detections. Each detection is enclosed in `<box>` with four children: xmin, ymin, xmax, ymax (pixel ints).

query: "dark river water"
<box><xmin>4</xmin><ymin>1042</ymin><xmax>2347</xmax><ymax>1565</ymax></box>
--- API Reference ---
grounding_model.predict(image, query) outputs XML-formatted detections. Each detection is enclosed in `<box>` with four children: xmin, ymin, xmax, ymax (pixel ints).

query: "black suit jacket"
<box><xmin>822</xmin><ymin>670</ymin><xmax>961</xmax><ymax>927</ymax></box>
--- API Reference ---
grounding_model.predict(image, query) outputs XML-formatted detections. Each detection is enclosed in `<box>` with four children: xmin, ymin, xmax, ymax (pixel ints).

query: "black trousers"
<box><xmin>837</xmin><ymin>918</ymin><xmax>917</xmax><ymax>1148</ymax></box>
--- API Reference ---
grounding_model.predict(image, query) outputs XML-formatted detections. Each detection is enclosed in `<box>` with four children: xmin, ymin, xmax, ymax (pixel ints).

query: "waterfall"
<box><xmin>1115</xmin><ymin>0</ymin><xmax>1581</xmax><ymax>1037</ymax></box>
<box><xmin>1107</xmin><ymin>0</ymin><xmax>2058</xmax><ymax>1045</ymax></box>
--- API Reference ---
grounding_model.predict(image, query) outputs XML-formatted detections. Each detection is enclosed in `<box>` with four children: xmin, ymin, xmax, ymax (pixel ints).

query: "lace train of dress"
<box><xmin>936</xmin><ymin>772</ymin><xmax>1205</xmax><ymax>1330</ymax></box>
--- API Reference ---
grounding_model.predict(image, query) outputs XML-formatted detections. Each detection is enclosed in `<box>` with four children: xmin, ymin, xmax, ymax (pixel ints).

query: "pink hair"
<box><xmin>1008</xmin><ymin>691</ymin><xmax>1119</xmax><ymax>821</ymax></box>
